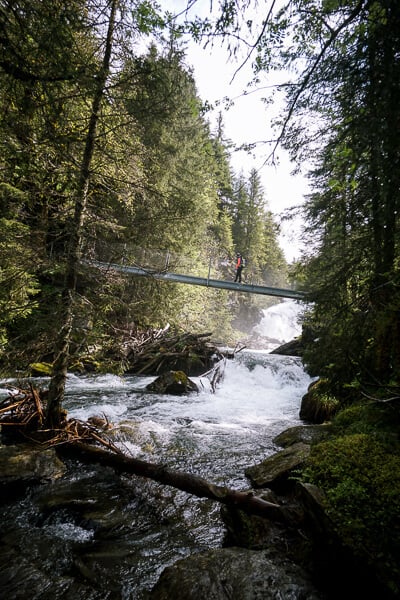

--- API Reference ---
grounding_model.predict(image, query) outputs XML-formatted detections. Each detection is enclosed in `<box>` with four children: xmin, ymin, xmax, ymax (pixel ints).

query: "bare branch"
<box><xmin>264</xmin><ymin>0</ymin><xmax>366</xmax><ymax>165</ymax></box>
<box><xmin>230</xmin><ymin>0</ymin><xmax>277</xmax><ymax>83</ymax></box>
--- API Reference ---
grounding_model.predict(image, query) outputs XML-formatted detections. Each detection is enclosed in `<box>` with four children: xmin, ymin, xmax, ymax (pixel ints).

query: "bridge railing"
<box><xmin>91</xmin><ymin>241</ymin><xmax>295</xmax><ymax>290</ymax></box>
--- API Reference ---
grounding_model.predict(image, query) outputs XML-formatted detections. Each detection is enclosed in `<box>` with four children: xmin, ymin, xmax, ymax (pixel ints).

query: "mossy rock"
<box><xmin>245</xmin><ymin>442</ymin><xmax>311</xmax><ymax>491</ymax></box>
<box><xmin>146</xmin><ymin>370</ymin><xmax>198</xmax><ymax>395</ymax></box>
<box><xmin>300</xmin><ymin>379</ymin><xmax>340</xmax><ymax>424</ymax></box>
<box><xmin>274</xmin><ymin>424</ymin><xmax>333</xmax><ymax>448</ymax></box>
<box><xmin>69</xmin><ymin>358</ymin><xmax>102</xmax><ymax>374</ymax></box>
<box><xmin>29</xmin><ymin>362</ymin><xmax>53</xmax><ymax>376</ymax></box>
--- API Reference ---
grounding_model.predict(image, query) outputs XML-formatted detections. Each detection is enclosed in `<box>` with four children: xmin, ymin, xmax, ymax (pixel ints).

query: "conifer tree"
<box><xmin>191</xmin><ymin>0</ymin><xmax>400</xmax><ymax>389</ymax></box>
<box><xmin>0</xmin><ymin>0</ymin><xmax>95</xmax><ymax>363</ymax></box>
<box><xmin>294</xmin><ymin>1</ymin><xmax>400</xmax><ymax>388</ymax></box>
<box><xmin>46</xmin><ymin>0</ymin><xmax>120</xmax><ymax>426</ymax></box>
<box><xmin>230</xmin><ymin>169</ymin><xmax>286</xmax><ymax>286</ymax></box>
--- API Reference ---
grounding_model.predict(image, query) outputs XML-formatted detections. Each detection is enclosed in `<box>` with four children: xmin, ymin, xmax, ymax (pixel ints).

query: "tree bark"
<box><xmin>67</xmin><ymin>441</ymin><xmax>291</xmax><ymax>523</ymax></box>
<box><xmin>46</xmin><ymin>0</ymin><xmax>119</xmax><ymax>427</ymax></box>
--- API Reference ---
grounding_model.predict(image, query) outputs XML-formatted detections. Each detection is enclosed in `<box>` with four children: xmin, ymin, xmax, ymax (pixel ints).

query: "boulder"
<box><xmin>0</xmin><ymin>444</ymin><xmax>65</xmax><ymax>483</ymax></box>
<box><xmin>220</xmin><ymin>488</ymin><xmax>315</xmax><ymax>577</ymax></box>
<box><xmin>150</xmin><ymin>547</ymin><xmax>322</xmax><ymax>599</ymax></box>
<box><xmin>0</xmin><ymin>444</ymin><xmax>66</xmax><ymax>503</ymax></box>
<box><xmin>300</xmin><ymin>380</ymin><xmax>339</xmax><ymax>424</ymax></box>
<box><xmin>273</xmin><ymin>424</ymin><xmax>332</xmax><ymax>448</ymax></box>
<box><xmin>270</xmin><ymin>337</ymin><xmax>304</xmax><ymax>356</ymax></box>
<box><xmin>295</xmin><ymin>482</ymin><xmax>333</xmax><ymax>538</ymax></box>
<box><xmin>146</xmin><ymin>370</ymin><xmax>198</xmax><ymax>395</ymax></box>
<box><xmin>245</xmin><ymin>442</ymin><xmax>310</xmax><ymax>491</ymax></box>
<box><xmin>220</xmin><ymin>488</ymin><xmax>280</xmax><ymax>549</ymax></box>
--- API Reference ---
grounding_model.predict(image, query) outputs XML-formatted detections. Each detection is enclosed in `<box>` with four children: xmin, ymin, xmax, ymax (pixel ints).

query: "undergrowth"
<box><xmin>302</xmin><ymin>402</ymin><xmax>400</xmax><ymax>594</ymax></box>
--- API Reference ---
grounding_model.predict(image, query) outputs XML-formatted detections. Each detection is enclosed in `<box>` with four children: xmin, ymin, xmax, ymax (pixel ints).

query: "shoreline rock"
<box><xmin>0</xmin><ymin>424</ymin><xmax>394</xmax><ymax>599</ymax></box>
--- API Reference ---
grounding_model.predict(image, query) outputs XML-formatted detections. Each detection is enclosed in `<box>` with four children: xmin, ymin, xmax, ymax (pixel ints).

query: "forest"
<box><xmin>0</xmin><ymin>0</ymin><xmax>400</xmax><ymax>597</ymax></box>
<box><xmin>0</xmin><ymin>0</ymin><xmax>288</xmax><ymax>408</ymax></box>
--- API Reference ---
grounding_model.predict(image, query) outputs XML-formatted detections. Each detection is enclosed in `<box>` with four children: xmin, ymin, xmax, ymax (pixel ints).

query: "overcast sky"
<box><xmin>161</xmin><ymin>1</ymin><xmax>309</xmax><ymax>261</ymax></box>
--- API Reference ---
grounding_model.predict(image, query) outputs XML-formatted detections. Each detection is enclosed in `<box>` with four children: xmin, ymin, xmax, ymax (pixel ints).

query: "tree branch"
<box><xmin>230</xmin><ymin>0</ymin><xmax>277</xmax><ymax>83</ymax></box>
<box><xmin>265</xmin><ymin>0</ymin><xmax>367</xmax><ymax>164</ymax></box>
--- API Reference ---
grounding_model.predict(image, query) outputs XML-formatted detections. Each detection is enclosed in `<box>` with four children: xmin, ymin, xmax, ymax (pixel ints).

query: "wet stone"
<box><xmin>245</xmin><ymin>442</ymin><xmax>311</xmax><ymax>491</ymax></box>
<box><xmin>150</xmin><ymin>546</ymin><xmax>323</xmax><ymax>599</ymax></box>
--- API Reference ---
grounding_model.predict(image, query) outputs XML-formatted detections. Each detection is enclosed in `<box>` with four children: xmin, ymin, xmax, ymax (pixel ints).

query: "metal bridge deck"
<box><xmin>91</xmin><ymin>261</ymin><xmax>306</xmax><ymax>300</ymax></box>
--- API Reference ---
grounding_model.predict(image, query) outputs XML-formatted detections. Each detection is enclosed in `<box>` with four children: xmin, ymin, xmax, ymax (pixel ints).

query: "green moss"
<box><xmin>69</xmin><ymin>358</ymin><xmax>102</xmax><ymax>374</ymax></box>
<box><xmin>303</xmin><ymin>433</ymin><xmax>400</xmax><ymax>587</ymax></box>
<box><xmin>173</xmin><ymin>370</ymin><xmax>188</xmax><ymax>384</ymax></box>
<box><xmin>29</xmin><ymin>362</ymin><xmax>53</xmax><ymax>376</ymax></box>
<box><xmin>303</xmin><ymin>378</ymin><xmax>340</xmax><ymax>422</ymax></box>
<box><xmin>331</xmin><ymin>403</ymin><xmax>400</xmax><ymax>448</ymax></box>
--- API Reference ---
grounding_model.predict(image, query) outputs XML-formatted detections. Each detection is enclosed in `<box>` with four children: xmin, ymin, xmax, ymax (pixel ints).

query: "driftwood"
<box><xmin>201</xmin><ymin>359</ymin><xmax>227</xmax><ymax>393</ymax></box>
<box><xmin>0</xmin><ymin>388</ymin><xmax>122</xmax><ymax>453</ymax></box>
<box><xmin>125</xmin><ymin>330</ymin><xmax>224</xmax><ymax>376</ymax></box>
<box><xmin>66</xmin><ymin>441</ymin><xmax>289</xmax><ymax>523</ymax></box>
<box><xmin>0</xmin><ymin>386</ymin><xmax>291</xmax><ymax>524</ymax></box>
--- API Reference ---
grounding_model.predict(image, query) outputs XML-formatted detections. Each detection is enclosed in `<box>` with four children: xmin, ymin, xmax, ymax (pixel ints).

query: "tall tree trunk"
<box><xmin>367</xmin><ymin>1</ymin><xmax>400</xmax><ymax>381</ymax></box>
<box><xmin>46</xmin><ymin>0</ymin><xmax>119</xmax><ymax>427</ymax></box>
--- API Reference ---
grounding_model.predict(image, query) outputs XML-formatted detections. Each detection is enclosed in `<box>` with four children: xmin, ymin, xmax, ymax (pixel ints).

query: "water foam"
<box><xmin>254</xmin><ymin>299</ymin><xmax>304</xmax><ymax>344</ymax></box>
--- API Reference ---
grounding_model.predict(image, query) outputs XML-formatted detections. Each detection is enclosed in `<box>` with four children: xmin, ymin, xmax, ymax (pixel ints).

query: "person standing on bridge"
<box><xmin>234</xmin><ymin>253</ymin><xmax>245</xmax><ymax>283</ymax></box>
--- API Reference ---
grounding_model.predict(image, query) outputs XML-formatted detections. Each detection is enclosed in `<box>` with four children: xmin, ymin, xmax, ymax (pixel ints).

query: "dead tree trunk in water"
<box><xmin>67</xmin><ymin>441</ymin><xmax>291</xmax><ymax>523</ymax></box>
<box><xmin>0</xmin><ymin>389</ymin><xmax>293</xmax><ymax>524</ymax></box>
<box><xmin>46</xmin><ymin>0</ymin><xmax>119</xmax><ymax>428</ymax></box>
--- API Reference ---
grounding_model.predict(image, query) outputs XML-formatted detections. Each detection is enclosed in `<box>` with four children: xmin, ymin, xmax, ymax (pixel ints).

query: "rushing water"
<box><xmin>0</xmin><ymin>300</ymin><xmax>314</xmax><ymax>599</ymax></box>
<box><xmin>65</xmin><ymin>353</ymin><xmax>309</xmax><ymax>487</ymax></box>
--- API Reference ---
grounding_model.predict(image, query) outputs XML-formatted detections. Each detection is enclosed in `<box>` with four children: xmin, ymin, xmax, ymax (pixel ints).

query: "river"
<box><xmin>0</xmin><ymin>300</ymin><xmax>314</xmax><ymax>599</ymax></box>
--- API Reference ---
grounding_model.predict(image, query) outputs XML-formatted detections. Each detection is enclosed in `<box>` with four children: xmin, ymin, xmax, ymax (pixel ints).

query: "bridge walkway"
<box><xmin>90</xmin><ymin>261</ymin><xmax>306</xmax><ymax>300</ymax></box>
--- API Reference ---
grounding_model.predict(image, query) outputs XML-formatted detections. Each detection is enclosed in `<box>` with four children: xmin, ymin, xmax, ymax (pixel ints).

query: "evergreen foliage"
<box><xmin>186</xmin><ymin>5</ymin><xmax>400</xmax><ymax>590</ymax></box>
<box><xmin>0</xmin><ymin>0</ymin><xmax>287</xmax><ymax>377</ymax></box>
<box><xmin>1</xmin><ymin>0</ymin><xmax>399</xmax><ymax>590</ymax></box>
<box><xmin>188</xmin><ymin>0</ymin><xmax>400</xmax><ymax>393</ymax></box>
<box><xmin>230</xmin><ymin>169</ymin><xmax>287</xmax><ymax>288</ymax></box>
<box><xmin>208</xmin><ymin>0</ymin><xmax>400</xmax><ymax>394</ymax></box>
<box><xmin>297</xmin><ymin>1</ymin><xmax>400</xmax><ymax>392</ymax></box>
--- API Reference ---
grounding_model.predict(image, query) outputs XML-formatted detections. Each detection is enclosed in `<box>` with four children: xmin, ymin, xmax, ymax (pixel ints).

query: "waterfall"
<box><xmin>253</xmin><ymin>299</ymin><xmax>304</xmax><ymax>350</ymax></box>
<box><xmin>0</xmin><ymin>300</ymin><xmax>315</xmax><ymax>599</ymax></box>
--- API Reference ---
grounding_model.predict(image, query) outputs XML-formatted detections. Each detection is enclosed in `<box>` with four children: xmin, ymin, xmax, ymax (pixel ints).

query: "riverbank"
<box><xmin>1</xmin><ymin>349</ymin><xmax>399</xmax><ymax>598</ymax></box>
<box><xmin>1</xmin><ymin>418</ymin><xmax>397</xmax><ymax>599</ymax></box>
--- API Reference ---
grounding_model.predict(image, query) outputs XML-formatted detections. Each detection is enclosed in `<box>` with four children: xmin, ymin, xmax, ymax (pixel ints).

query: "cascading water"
<box><xmin>253</xmin><ymin>298</ymin><xmax>305</xmax><ymax>350</ymax></box>
<box><xmin>0</xmin><ymin>300</ymin><xmax>314</xmax><ymax>599</ymax></box>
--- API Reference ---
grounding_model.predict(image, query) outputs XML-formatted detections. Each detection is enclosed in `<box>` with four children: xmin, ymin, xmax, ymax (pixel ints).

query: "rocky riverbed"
<box><xmin>0</xmin><ymin>422</ymin><xmax>390</xmax><ymax>599</ymax></box>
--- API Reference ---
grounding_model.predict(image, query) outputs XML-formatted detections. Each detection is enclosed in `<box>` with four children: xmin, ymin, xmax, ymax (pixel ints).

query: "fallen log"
<box><xmin>65</xmin><ymin>441</ymin><xmax>293</xmax><ymax>524</ymax></box>
<box><xmin>1</xmin><ymin>387</ymin><xmax>294</xmax><ymax>524</ymax></box>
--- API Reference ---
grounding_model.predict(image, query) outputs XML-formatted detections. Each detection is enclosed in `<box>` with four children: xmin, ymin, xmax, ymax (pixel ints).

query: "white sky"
<box><xmin>160</xmin><ymin>1</ymin><xmax>310</xmax><ymax>261</ymax></box>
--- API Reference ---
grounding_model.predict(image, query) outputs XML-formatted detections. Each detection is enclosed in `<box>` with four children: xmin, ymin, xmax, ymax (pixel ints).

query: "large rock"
<box><xmin>295</xmin><ymin>482</ymin><xmax>333</xmax><ymax>538</ymax></box>
<box><xmin>220</xmin><ymin>489</ymin><xmax>283</xmax><ymax>549</ymax></box>
<box><xmin>0</xmin><ymin>444</ymin><xmax>66</xmax><ymax>503</ymax></box>
<box><xmin>245</xmin><ymin>442</ymin><xmax>310</xmax><ymax>491</ymax></box>
<box><xmin>270</xmin><ymin>337</ymin><xmax>304</xmax><ymax>356</ymax></box>
<box><xmin>0</xmin><ymin>544</ymin><xmax>111</xmax><ymax>600</ymax></box>
<box><xmin>150</xmin><ymin>547</ymin><xmax>322</xmax><ymax>599</ymax></box>
<box><xmin>0</xmin><ymin>444</ymin><xmax>65</xmax><ymax>483</ymax></box>
<box><xmin>146</xmin><ymin>370</ymin><xmax>198</xmax><ymax>394</ymax></box>
<box><xmin>300</xmin><ymin>380</ymin><xmax>339</xmax><ymax>424</ymax></box>
<box><xmin>273</xmin><ymin>424</ymin><xmax>332</xmax><ymax>448</ymax></box>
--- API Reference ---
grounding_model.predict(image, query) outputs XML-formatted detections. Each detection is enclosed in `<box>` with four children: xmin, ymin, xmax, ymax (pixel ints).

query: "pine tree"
<box><xmin>261</xmin><ymin>0</ymin><xmax>400</xmax><ymax>388</ymax></box>
<box><xmin>230</xmin><ymin>169</ymin><xmax>286</xmax><ymax>285</ymax></box>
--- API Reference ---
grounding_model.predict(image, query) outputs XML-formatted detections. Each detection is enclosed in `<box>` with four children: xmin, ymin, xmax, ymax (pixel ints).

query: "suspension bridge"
<box><xmin>90</xmin><ymin>260</ymin><xmax>306</xmax><ymax>301</ymax></box>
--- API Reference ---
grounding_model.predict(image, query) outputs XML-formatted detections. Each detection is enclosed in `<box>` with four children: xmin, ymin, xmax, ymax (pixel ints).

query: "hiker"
<box><xmin>234</xmin><ymin>253</ymin><xmax>245</xmax><ymax>283</ymax></box>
